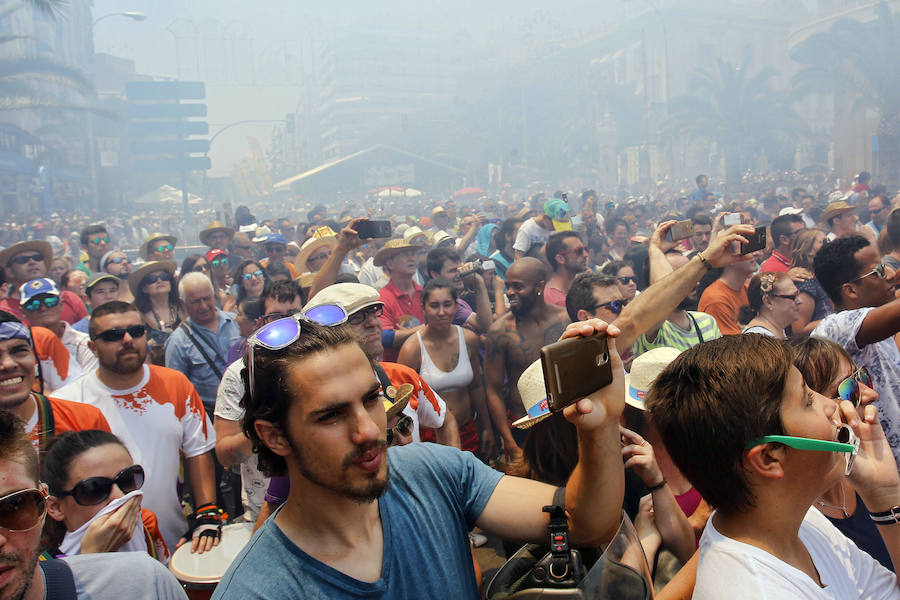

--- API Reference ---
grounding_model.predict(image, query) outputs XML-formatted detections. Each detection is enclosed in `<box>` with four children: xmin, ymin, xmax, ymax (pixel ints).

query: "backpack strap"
<box><xmin>33</xmin><ymin>393</ymin><xmax>55</xmax><ymax>451</ymax></box>
<box><xmin>39</xmin><ymin>559</ymin><xmax>77</xmax><ymax>600</ymax></box>
<box><xmin>374</xmin><ymin>363</ymin><xmax>392</xmax><ymax>392</ymax></box>
<box><xmin>180</xmin><ymin>322</ymin><xmax>224</xmax><ymax>380</ymax></box>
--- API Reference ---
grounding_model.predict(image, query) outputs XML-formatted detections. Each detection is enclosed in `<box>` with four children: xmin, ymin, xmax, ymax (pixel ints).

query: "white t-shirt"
<box><xmin>512</xmin><ymin>217</ymin><xmax>550</xmax><ymax>254</ymax></box>
<box><xmin>695</xmin><ymin>508</ymin><xmax>899</xmax><ymax>599</ymax></box>
<box><xmin>215</xmin><ymin>360</ymin><xmax>269</xmax><ymax>521</ymax></box>
<box><xmin>53</xmin><ymin>364</ymin><xmax>216</xmax><ymax>550</ymax></box>
<box><xmin>813</xmin><ymin>308</ymin><xmax>900</xmax><ymax>467</ymax></box>
<box><xmin>358</xmin><ymin>257</ymin><xmax>388</xmax><ymax>290</ymax></box>
<box><xmin>61</xmin><ymin>321</ymin><xmax>97</xmax><ymax>377</ymax></box>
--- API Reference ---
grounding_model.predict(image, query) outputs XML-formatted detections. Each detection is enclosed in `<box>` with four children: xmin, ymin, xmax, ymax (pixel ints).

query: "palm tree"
<box><xmin>664</xmin><ymin>52</ymin><xmax>806</xmax><ymax>187</ymax></box>
<box><xmin>791</xmin><ymin>2</ymin><xmax>900</xmax><ymax>187</ymax></box>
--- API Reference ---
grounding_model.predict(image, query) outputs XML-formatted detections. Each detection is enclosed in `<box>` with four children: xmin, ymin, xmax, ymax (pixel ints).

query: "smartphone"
<box><xmin>540</xmin><ymin>334</ymin><xmax>613</xmax><ymax>412</ymax></box>
<box><xmin>666</xmin><ymin>219</ymin><xmax>693</xmax><ymax>242</ymax></box>
<box><xmin>354</xmin><ymin>220</ymin><xmax>391</xmax><ymax>239</ymax></box>
<box><xmin>740</xmin><ymin>225</ymin><xmax>767</xmax><ymax>255</ymax></box>
<box><xmin>723</xmin><ymin>212</ymin><xmax>742</xmax><ymax>226</ymax></box>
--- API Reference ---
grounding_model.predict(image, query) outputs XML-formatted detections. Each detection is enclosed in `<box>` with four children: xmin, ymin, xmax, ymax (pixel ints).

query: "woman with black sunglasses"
<box><xmin>130</xmin><ymin>261</ymin><xmax>181</xmax><ymax>366</ymax></box>
<box><xmin>739</xmin><ymin>271</ymin><xmax>801</xmax><ymax>339</ymax></box>
<box><xmin>42</xmin><ymin>429</ymin><xmax>168</xmax><ymax>561</ymax></box>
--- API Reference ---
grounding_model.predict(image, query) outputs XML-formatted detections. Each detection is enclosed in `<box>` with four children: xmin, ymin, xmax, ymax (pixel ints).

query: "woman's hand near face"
<box><xmin>79</xmin><ymin>496</ymin><xmax>142</xmax><ymax>554</ymax></box>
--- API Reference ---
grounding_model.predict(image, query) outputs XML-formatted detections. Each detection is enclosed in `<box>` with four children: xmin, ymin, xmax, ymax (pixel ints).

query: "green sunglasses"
<box><xmin>745</xmin><ymin>425</ymin><xmax>859</xmax><ymax>475</ymax></box>
<box><xmin>155</xmin><ymin>243</ymin><xmax>174</xmax><ymax>253</ymax></box>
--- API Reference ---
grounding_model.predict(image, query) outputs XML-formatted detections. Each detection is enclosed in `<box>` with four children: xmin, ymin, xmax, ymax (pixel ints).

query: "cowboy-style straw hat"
<box><xmin>128</xmin><ymin>260</ymin><xmax>177</xmax><ymax>297</ymax></box>
<box><xmin>294</xmin><ymin>227</ymin><xmax>338</xmax><ymax>273</ymax></box>
<box><xmin>199</xmin><ymin>221</ymin><xmax>234</xmax><ymax>247</ymax></box>
<box><xmin>0</xmin><ymin>240</ymin><xmax>52</xmax><ymax>269</ymax></box>
<box><xmin>140</xmin><ymin>233</ymin><xmax>177</xmax><ymax>260</ymax></box>
<box><xmin>373</xmin><ymin>239</ymin><xmax>423</xmax><ymax>267</ymax></box>
<box><xmin>822</xmin><ymin>201</ymin><xmax>857</xmax><ymax>224</ymax></box>
<box><xmin>622</xmin><ymin>347</ymin><xmax>682</xmax><ymax>411</ymax></box>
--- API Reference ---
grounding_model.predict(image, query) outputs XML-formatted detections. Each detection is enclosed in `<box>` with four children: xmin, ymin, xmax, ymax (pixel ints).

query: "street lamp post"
<box><xmin>93</xmin><ymin>11</ymin><xmax>147</xmax><ymax>26</ymax></box>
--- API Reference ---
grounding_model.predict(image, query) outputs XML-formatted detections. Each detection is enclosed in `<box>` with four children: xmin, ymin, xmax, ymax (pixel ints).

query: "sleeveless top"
<box><xmin>417</xmin><ymin>325</ymin><xmax>474</xmax><ymax>394</ymax></box>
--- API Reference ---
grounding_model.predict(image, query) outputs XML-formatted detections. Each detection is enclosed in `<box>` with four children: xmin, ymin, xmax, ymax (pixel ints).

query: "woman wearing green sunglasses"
<box><xmin>233</xmin><ymin>259</ymin><xmax>269</xmax><ymax>304</ymax></box>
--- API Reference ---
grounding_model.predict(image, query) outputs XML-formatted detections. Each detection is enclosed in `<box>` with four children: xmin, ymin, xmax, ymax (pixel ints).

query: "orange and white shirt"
<box><xmin>23</xmin><ymin>394</ymin><xmax>111</xmax><ymax>451</ymax></box>
<box><xmin>31</xmin><ymin>326</ymin><xmax>72</xmax><ymax>393</ymax></box>
<box><xmin>52</xmin><ymin>364</ymin><xmax>215</xmax><ymax>550</ymax></box>
<box><xmin>378</xmin><ymin>361</ymin><xmax>446</xmax><ymax>441</ymax></box>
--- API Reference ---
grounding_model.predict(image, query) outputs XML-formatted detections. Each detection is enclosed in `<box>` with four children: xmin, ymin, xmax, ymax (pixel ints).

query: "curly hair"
<box><xmin>813</xmin><ymin>235</ymin><xmax>870</xmax><ymax>305</ymax></box>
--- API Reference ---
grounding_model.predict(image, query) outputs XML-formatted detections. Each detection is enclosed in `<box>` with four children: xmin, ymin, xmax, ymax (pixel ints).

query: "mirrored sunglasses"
<box><xmin>837</xmin><ymin>366</ymin><xmax>873</xmax><ymax>407</ymax></box>
<box><xmin>23</xmin><ymin>295</ymin><xmax>59</xmax><ymax>311</ymax></box>
<box><xmin>0</xmin><ymin>488</ymin><xmax>47</xmax><ymax>532</ymax></box>
<box><xmin>155</xmin><ymin>243</ymin><xmax>174</xmax><ymax>253</ymax></box>
<box><xmin>594</xmin><ymin>299</ymin><xmax>628</xmax><ymax>315</ymax></box>
<box><xmin>242</xmin><ymin>270</ymin><xmax>264</xmax><ymax>281</ymax></box>
<box><xmin>107</xmin><ymin>256</ymin><xmax>129</xmax><ymax>265</ymax></box>
<box><xmin>211</xmin><ymin>258</ymin><xmax>228</xmax><ymax>267</ymax></box>
<box><xmin>851</xmin><ymin>262</ymin><xmax>887</xmax><ymax>282</ymax></box>
<box><xmin>617</xmin><ymin>276</ymin><xmax>635</xmax><ymax>285</ymax></box>
<box><xmin>386</xmin><ymin>415</ymin><xmax>413</xmax><ymax>445</ymax></box>
<box><xmin>56</xmin><ymin>465</ymin><xmax>144</xmax><ymax>506</ymax></box>
<box><xmin>91</xmin><ymin>236</ymin><xmax>110</xmax><ymax>245</ymax></box>
<box><xmin>93</xmin><ymin>324</ymin><xmax>147</xmax><ymax>342</ymax></box>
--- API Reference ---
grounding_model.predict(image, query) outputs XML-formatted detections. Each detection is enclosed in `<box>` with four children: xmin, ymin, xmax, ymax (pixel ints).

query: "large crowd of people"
<box><xmin>0</xmin><ymin>169</ymin><xmax>899</xmax><ymax>599</ymax></box>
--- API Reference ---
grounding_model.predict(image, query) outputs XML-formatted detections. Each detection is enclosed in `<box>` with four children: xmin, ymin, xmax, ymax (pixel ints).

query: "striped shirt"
<box><xmin>633</xmin><ymin>311</ymin><xmax>721</xmax><ymax>356</ymax></box>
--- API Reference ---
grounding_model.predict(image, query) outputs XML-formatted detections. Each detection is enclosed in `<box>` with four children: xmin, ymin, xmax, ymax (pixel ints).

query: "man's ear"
<box><xmin>743</xmin><ymin>443</ymin><xmax>786</xmax><ymax>481</ymax></box>
<box><xmin>254</xmin><ymin>420</ymin><xmax>291</xmax><ymax>458</ymax></box>
<box><xmin>576</xmin><ymin>309</ymin><xmax>590</xmax><ymax>322</ymax></box>
<box><xmin>87</xmin><ymin>339</ymin><xmax>97</xmax><ymax>357</ymax></box>
<box><xmin>841</xmin><ymin>282</ymin><xmax>860</xmax><ymax>305</ymax></box>
<box><xmin>536</xmin><ymin>280</ymin><xmax>546</xmax><ymax>295</ymax></box>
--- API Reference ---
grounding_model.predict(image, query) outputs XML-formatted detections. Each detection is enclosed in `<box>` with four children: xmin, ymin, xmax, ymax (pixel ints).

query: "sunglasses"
<box><xmin>106</xmin><ymin>256</ymin><xmax>129</xmax><ymax>265</ymax></box>
<box><xmin>0</xmin><ymin>488</ymin><xmax>47</xmax><ymax>532</ymax></box>
<box><xmin>91</xmin><ymin>236</ymin><xmax>110</xmax><ymax>245</ymax></box>
<box><xmin>386</xmin><ymin>415</ymin><xmax>413</xmax><ymax>445</ymax></box>
<box><xmin>23</xmin><ymin>295</ymin><xmax>59</xmax><ymax>311</ymax></box>
<box><xmin>92</xmin><ymin>324</ymin><xmax>147</xmax><ymax>342</ymax></box>
<box><xmin>193</xmin><ymin>263</ymin><xmax>210</xmax><ymax>272</ymax></box>
<box><xmin>8</xmin><ymin>253</ymin><xmax>43</xmax><ymax>266</ymax></box>
<box><xmin>617</xmin><ymin>276</ymin><xmax>635</xmax><ymax>285</ymax></box>
<box><xmin>154</xmin><ymin>243</ymin><xmax>174</xmax><ymax>253</ymax></box>
<box><xmin>348</xmin><ymin>304</ymin><xmax>384</xmax><ymax>326</ymax></box>
<box><xmin>837</xmin><ymin>366</ymin><xmax>873</xmax><ymax>407</ymax></box>
<box><xmin>558</xmin><ymin>246</ymin><xmax>588</xmax><ymax>258</ymax></box>
<box><xmin>211</xmin><ymin>258</ymin><xmax>228</xmax><ymax>267</ymax></box>
<box><xmin>769</xmin><ymin>292</ymin><xmax>799</xmax><ymax>301</ymax></box>
<box><xmin>745</xmin><ymin>425</ymin><xmax>859</xmax><ymax>475</ymax></box>
<box><xmin>851</xmin><ymin>262</ymin><xmax>886</xmax><ymax>283</ymax></box>
<box><xmin>55</xmin><ymin>465</ymin><xmax>144</xmax><ymax>506</ymax></box>
<box><xmin>593</xmin><ymin>299</ymin><xmax>628</xmax><ymax>315</ymax></box>
<box><xmin>242</xmin><ymin>270</ymin><xmax>264</xmax><ymax>281</ymax></box>
<box><xmin>247</xmin><ymin>307</ymin><xmax>349</xmax><ymax>400</ymax></box>
<box><xmin>143</xmin><ymin>271</ymin><xmax>172</xmax><ymax>285</ymax></box>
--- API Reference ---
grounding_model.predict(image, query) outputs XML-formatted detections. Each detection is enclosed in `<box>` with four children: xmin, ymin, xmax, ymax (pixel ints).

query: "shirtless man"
<box><xmin>485</xmin><ymin>257</ymin><xmax>569</xmax><ymax>462</ymax></box>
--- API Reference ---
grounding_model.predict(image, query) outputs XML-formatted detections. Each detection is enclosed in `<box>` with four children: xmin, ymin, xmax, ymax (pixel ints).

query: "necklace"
<box><xmin>816</xmin><ymin>485</ymin><xmax>850</xmax><ymax>518</ymax></box>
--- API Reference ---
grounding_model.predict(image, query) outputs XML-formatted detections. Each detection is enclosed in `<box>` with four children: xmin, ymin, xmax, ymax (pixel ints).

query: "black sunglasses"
<box><xmin>593</xmin><ymin>299</ymin><xmax>628</xmax><ymax>315</ymax></box>
<box><xmin>8</xmin><ymin>253</ymin><xmax>44</xmax><ymax>266</ymax></box>
<box><xmin>55</xmin><ymin>465</ymin><xmax>144</xmax><ymax>506</ymax></box>
<box><xmin>348</xmin><ymin>304</ymin><xmax>384</xmax><ymax>326</ymax></box>
<box><xmin>143</xmin><ymin>271</ymin><xmax>172</xmax><ymax>285</ymax></box>
<box><xmin>0</xmin><ymin>488</ymin><xmax>47</xmax><ymax>532</ymax></box>
<box><xmin>92</xmin><ymin>324</ymin><xmax>147</xmax><ymax>342</ymax></box>
<box><xmin>386</xmin><ymin>415</ymin><xmax>413</xmax><ymax>445</ymax></box>
<box><xmin>617</xmin><ymin>276</ymin><xmax>635</xmax><ymax>285</ymax></box>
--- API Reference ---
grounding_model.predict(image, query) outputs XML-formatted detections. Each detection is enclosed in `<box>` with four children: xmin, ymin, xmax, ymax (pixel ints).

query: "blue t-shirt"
<box><xmin>212</xmin><ymin>443</ymin><xmax>504</xmax><ymax>600</ymax></box>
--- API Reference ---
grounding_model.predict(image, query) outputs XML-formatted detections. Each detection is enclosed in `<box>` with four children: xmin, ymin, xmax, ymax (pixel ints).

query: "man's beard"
<box><xmin>289</xmin><ymin>437</ymin><xmax>390</xmax><ymax>504</ymax></box>
<box><xmin>510</xmin><ymin>291</ymin><xmax>538</xmax><ymax>317</ymax></box>
<box><xmin>0</xmin><ymin>544</ymin><xmax>39</xmax><ymax>600</ymax></box>
<box><xmin>101</xmin><ymin>347</ymin><xmax>146</xmax><ymax>375</ymax></box>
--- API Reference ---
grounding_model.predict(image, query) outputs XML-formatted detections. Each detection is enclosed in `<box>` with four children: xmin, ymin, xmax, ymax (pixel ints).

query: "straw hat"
<box><xmin>128</xmin><ymin>260</ymin><xmax>177</xmax><ymax>297</ymax></box>
<box><xmin>140</xmin><ymin>232</ymin><xmax>177</xmax><ymax>260</ymax></box>
<box><xmin>294</xmin><ymin>227</ymin><xmax>338</xmax><ymax>273</ymax></box>
<box><xmin>823</xmin><ymin>201</ymin><xmax>857</xmax><ymax>223</ymax></box>
<box><xmin>199</xmin><ymin>221</ymin><xmax>234</xmax><ymax>247</ymax></box>
<box><xmin>512</xmin><ymin>359</ymin><xmax>552</xmax><ymax>429</ymax></box>
<box><xmin>382</xmin><ymin>383</ymin><xmax>413</xmax><ymax>420</ymax></box>
<box><xmin>432</xmin><ymin>230</ymin><xmax>455</xmax><ymax>248</ymax></box>
<box><xmin>373</xmin><ymin>239</ymin><xmax>422</xmax><ymax>267</ymax></box>
<box><xmin>623</xmin><ymin>347</ymin><xmax>682</xmax><ymax>411</ymax></box>
<box><xmin>0</xmin><ymin>240</ymin><xmax>52</xmax><ymax>269</ymax></box>
<box><xmin>403</xmin><ymin>226</ymin><xmax>427</xmax><ymax>245</ymax></box>
<box><xmin>251</xmin><ymin>226</ymin><xmax>272</xmax><ymax>243</ymax></box>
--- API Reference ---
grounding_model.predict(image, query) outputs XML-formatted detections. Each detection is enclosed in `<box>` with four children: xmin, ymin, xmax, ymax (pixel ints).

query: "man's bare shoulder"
<box><xmin>488</xmin><ymin>312</ymin><xmax>517</xmax><ymax>337</ymax></box>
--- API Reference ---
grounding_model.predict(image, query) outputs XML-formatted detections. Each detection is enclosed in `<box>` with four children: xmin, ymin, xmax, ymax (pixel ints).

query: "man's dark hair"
<box><xmin>235</xmin><ymin>213</ymin><xmax>256</xmax><ymax>227</ymax></box>
<box><xmin>600</xmin><ymin>260</ymin><xmax>631</xmax><ymax>279</ymax></box>
<box><xmin>645</xmin><ymin>334</ymin><xmax>792</xmax><ymax>514</ymax></box>
<box><xmin>307</xmin><ymin>205</ymin><xmax>326</xmax><ymax>222</ymax></box>
<box><xmin>498</xmin><ymin>218</ymin><xmax>522</xmax><ymax>246</ymax></box>
<box><xmin>605</xmin><ymin>217</ymin><xmax>629</xmax><ymax>237</ymax></box>
<box><xmin>80</xmin><ymin>224</ymin><xmax>108</xmax><ymax>247</ymax></box>
<box><xmin>425</xmin><ymin>247</ymin><xmax>460</xmax><ymax>280</ymax></box>
<box><xmin>587</xmin><ymin>233</ymin><xmax>608</xmax><ymax>253</ymax></box>
<box><xmin>264</xmin><ymin>263</ymin><xmax>291</xmax><ymax>282</ymax></box>
<box><xmin>241</xmin><ymin>321</ymin><xmax>362</xmax><ymax>477</ymax></box>
<box><xmin>791</xmin><ymin>187</ymin><xmax>807</xmax><ymax>203</ymax></box>
<box><xmin>89</xmin><ymin>301</ymin><xmax>140</xmax><ymax>339</ymax></box>
<box><xmin>545</xmin><ymin>231</ymin><xmax>580</xmax><ymax>272</ymax></box>
<box><xmin>238</xmin><ymin>296</ymin><xmax>264</xmax><ymax>322</ymax></box>
<box><xmin>770</xmin><ymin>214</ymin><xmax>804</xmax><ymax>248</ymax></box>
<box><xmin>565</xmin><ymin>272</ymin><xmax>617</xmax><ymax>322</ymax></box>
<box><xmin>691</xmin><ymin>214</ymin><xmax>712</xmax><ymax>228</ymax></box>
<box><xmin>695</xmin><ymin>174</ymin><xmax>707</xmax><ymax>186</ymax></box>
<box><xmin>886</xmin><ymin>208</ymin><xmax>900</xmax><ymax>248</ymax></box>
<box><xmin>261</xmin><ymin>280</ymin><xmax>301</xmax><ymax>308</ymax></box>
<box><xmin>813</xmin><ymin>235</ymin><xmax>870</xmax><ymax>305</ymax></box>
<box><xmin>0</xmin><ymin>410</ymin><xmax>38</xmax><ymax>483</ymax></box>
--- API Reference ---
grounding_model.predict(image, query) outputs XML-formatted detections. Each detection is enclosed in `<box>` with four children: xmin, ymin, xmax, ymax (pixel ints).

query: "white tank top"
<box><xmin>417</xmin><ymin>325</ymin><xmax>473</xmax><ymax>394</ymax></box>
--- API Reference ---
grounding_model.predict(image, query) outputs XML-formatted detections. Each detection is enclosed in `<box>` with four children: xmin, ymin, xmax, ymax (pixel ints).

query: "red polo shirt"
<box><xmin>759</xmin><ymin>250</ymin><xmax>790</xmax><ymax>273</ymax></box>
<box><xmin>378</xmin><ymin>279</ymin><xmax>423</xmax><ymax>362</ymax></box>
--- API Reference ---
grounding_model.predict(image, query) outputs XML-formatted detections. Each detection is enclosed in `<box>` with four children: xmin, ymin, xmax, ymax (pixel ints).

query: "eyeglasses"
<box><xmin>90</xmin><ymin>236</ymin><xmax>110</xmax><ymax>245</ymax></box>
<box><xmin>386</xmin><ymin>415</ymin><xmax>413</xmax><ymax>445</ymax></box>
<box><xmin>143</xmin><ymin>271</ymin><xmax>172</xmax><ymax>285</ymax></box>
<box><xmin>558</xmin><ymin>245</ymin><xmax>588</xmax><ymax>258</ymax></box>
<box><xmin>745</xmin><ymin>425</ymin><xmax>859</xmax><ymax>475</ymax></box>
<box><xmin>348</xmin><ymin>304</ymin><xmax>384</xmax><ymax>325</ymax></box>
<box><xmin>593</xmin><ymin>299</ymin><xmax>628</xmax><ymax>315</ymax></box>
<box><xmin>769</xmin><ymin>292</ymin><xmax>799</xmax><ymax>301</ymax></box>
<box><xmin>247</xmin><ymin>307</ymin><xmax>348</xmax><ymax>402</ymax></box>
<box><xmin>850</xmin><ymin>262</ymin><xmax>886</xmax><ymax>283</ymax></box>
<box><xmin>8</xmin><ymin>253</ymin><xmax>43</xmax><ymax>266</ymax></box>
<box><xmin>92</xmin><ymin>324</ymin><xmax>147</xmax><ymax>342</ymax></box>
<box><xmin>193</xmin><ymin>263</ymin><xmax>210</xmax><ymax>272</ymax></box>
<box><xmin>617</xmin><ymin>276</ymin><xmax>635</xmax><ymax>285</ymax></box>
<box><xmin>106</xmin><ymin>256</ymin><xmax>129</xmax><ymax>265</ymax></box>
<box><xmin>55</xmin><ymin>465</ymin><xmax>144</xmax><ymax>506</ymax></box>
<box><xmin>261</xmin><ymin>308</ymin><xmax>301</xmax><ymax>324</ymax></box>
<box><xmin>23</xmin><ymin>295</ymin><xmax>59</xmax><ymax>311</ymax></box>
<box><xmin>154</xmin><ymin>243</ymin><xmax>174</xmax><ymax>253</ymax></box>
<box><xmin>211</xmin><ymin>258</ymin><xmax>228</xmax><ymax>267</ymax></box>
<box><xmin>0</xmin><ymin>488</ymin><xmax>48</xmax><ymax>532</ymax></box>
<box><xmin>242</xmin><ymin>270</ymin><xmax>264</xmax><ymax>281</ymax></box>
<box><xmin>837</xmin><ymin>366</ymin><xmax>873</xmax><ymax>407</ymax></box>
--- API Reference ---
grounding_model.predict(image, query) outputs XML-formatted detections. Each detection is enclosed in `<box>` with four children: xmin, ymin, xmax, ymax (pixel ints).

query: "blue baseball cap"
<box><xmin>543</xmin><ymin>198</ymin><xmax>572</xmax><ymax>231</ymax></box>
<box><xmin>19</xmin><ymin>278</ymin><xmax>59</xmax><ymax>305</ymax></box>
<box><xmin>264</xmin><ymin>233</ymin><xmax>287</xmax><ymax>246</ymax></box>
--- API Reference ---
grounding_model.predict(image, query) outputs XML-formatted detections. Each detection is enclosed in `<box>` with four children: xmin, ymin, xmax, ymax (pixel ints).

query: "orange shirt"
<box><xmin>27</xmin><ymin>395</ymin><xmax>111</xmax><ymax>451</ymax></box>
<box><xmin>260</xmin><ymin>258</ymin><xmax>300</xmax><ymax>279</ymax></box>
<box><xmin>141</xmin><ymin>508</ymin><xmax>170</xmax><ymax>562</ymax></box>
<box><xmin>31</xmin><ymin>326</ymin><xmax>70</xmax><ymax>393</ymax></box>
<box><xmin>697</xmin><ymin>279</ymin><xmax>749</xmax><ymax>336</ymax></box>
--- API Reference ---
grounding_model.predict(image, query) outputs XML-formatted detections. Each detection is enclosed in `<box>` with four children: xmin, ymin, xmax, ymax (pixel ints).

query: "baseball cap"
<box><xmin>304</xmin><ymin>283</ymin><xmax>383</xmax><ymax>317</ymax></box>
<box><xmin>86</xmin><ymin>272</ymin><xmax>120</xmax><ymax>292</ymax></box>
<box><xmin>205</xmin><ymin>248</ymin><xmax>228</xmax><ymax>262</ymax></box>
<box><xmin>543</xmin><ymin>198</ymin><xmax>572</xmax><ymax>232</ymax></box>
<box><xmin>19</xmin><ymin>278</ymin><xmax>59</xmax><ymax>305</ymax></box>
<box><xmin>264</xmin><ymin>233</ymin><xmax>287</xmax><ymax>246</ymax></box>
